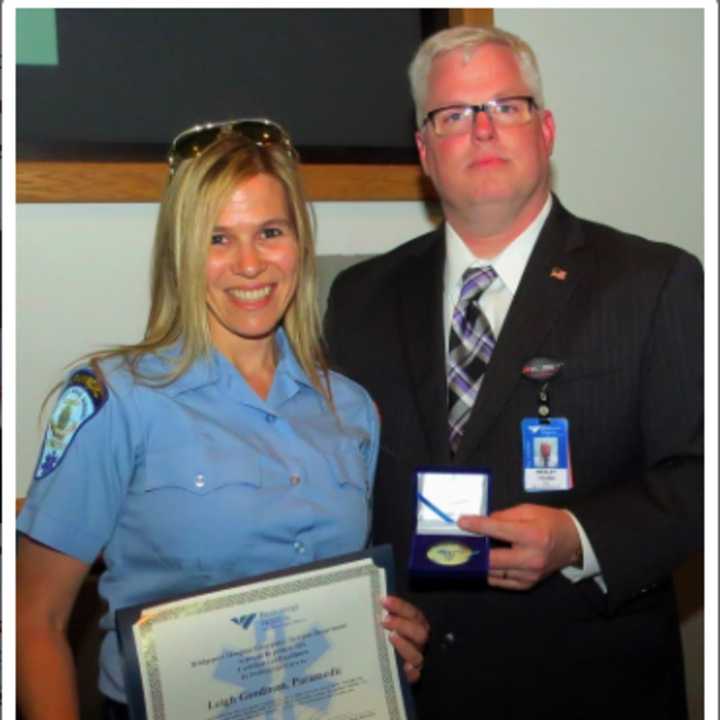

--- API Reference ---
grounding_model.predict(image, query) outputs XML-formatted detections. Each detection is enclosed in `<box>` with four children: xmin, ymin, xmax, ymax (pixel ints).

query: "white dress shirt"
<box><xmin>442</xmin><ymin>195</ymin><xmax>604</xmax><ymax>588</ymax></box>
<box><xmin>443</xmin><ymin>196</ymin><xmax>552</xmax><ymax>348</ymax></box>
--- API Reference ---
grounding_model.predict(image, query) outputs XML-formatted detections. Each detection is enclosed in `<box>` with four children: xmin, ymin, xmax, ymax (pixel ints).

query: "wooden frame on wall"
<box><xmin>16</xmin><ymin>8</ymin><xmax>492</xmax><ymax>203</ymax></box>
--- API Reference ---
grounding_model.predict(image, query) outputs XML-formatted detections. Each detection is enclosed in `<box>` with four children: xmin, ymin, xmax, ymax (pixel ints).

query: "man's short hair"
<box><xmin>409</xmin><ymin>25</ymin><xmax>545</xmax><ymax>128</ymax></box>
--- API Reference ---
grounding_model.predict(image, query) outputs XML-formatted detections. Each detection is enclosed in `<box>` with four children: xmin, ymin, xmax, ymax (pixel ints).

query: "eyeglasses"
<box><xmin>167</xmin><ymin>118</ymin><xmax>297</xmax><ymax>177</ymax></box>
<box><xmin>423</xmin><ymin>96</ymin><xmax>537</xmax><ymax>136</ymax></box>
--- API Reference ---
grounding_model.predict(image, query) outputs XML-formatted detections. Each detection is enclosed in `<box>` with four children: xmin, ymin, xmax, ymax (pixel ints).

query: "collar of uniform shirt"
<box><xmin>443</xmin><ymin>194</ymin><xmax>554</xmax><ymax>349</ymax></box>
<box><xmin>160</xmin><ymin>326</ymin><xmax>315</xmax><ymax>399</ymax></box>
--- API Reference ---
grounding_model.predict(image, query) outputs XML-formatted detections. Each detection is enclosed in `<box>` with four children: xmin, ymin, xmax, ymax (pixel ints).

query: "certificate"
<box><xmin>117</xmin><ymin>546</ymin><xmax>412</xmax><ymax>720</ymax></box>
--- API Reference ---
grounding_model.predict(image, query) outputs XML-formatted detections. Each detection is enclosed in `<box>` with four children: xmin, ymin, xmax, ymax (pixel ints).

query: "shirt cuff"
<box><xmin>560</xmin><ymin>510</ymin><xmax>607</xmax><ymax>593</ymax></box>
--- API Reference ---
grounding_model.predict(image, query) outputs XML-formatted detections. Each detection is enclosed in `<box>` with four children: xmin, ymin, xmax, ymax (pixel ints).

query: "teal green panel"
<box><xmin>17</xmin><ymin>9</ymin><xmax>59</xmax><ymax>66</ymax></box>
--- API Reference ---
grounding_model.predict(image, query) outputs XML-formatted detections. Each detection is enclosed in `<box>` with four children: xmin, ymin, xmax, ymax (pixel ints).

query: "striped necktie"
<box><xmin>447</xmin><ymin>265</ymin><xmax>497</xmax><ymax>454</ymax></box>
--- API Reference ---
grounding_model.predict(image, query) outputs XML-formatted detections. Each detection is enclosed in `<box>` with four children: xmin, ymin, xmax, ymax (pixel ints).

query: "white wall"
<box><xmin>16</xmin><ymin>7</ymin><xmax>705</xmax><ymax>488</ymax></box>
<box><xmin>496</xmin><ymin>8</ymin><xmax>704</xmax><ymax>261</ymax></box>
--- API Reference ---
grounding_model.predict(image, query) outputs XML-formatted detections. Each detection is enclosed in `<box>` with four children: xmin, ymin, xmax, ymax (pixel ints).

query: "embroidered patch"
<box><xmin>34</xmin><ymin>369</ymin><xmax>108</xmax><ymax>480</ymax></box>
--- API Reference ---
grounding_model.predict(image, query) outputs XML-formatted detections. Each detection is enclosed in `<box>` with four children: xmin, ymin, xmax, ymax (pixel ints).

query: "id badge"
<box><xmin>521</xmin><ymin>417</ymin><xmax>573</xmax><ymax>491</ymax></box>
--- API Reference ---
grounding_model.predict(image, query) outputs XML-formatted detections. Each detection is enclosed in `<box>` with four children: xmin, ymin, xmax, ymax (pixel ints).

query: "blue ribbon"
<box><xmin>417</xmin><ymin>493</ymin><xmax>456</xmax><ymax>524</ymax></box>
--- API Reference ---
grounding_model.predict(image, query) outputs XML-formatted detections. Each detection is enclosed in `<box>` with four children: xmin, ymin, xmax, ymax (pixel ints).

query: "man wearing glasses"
<box><xmin>325</xmin><ymin>25</ymin><xmax>701</xmax><ymax>719</ymax></box>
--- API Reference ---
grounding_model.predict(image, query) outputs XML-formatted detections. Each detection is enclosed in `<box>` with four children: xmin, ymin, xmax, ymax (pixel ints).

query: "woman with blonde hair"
<box><xmin>17</xmin><ymin>119</ymin><xmax>428</xmax><ymax>720</ymax></box>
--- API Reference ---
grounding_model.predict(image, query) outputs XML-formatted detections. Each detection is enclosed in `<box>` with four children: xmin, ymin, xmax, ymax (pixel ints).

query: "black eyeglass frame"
<box><xmin>167</xmin><ymin>117</ymin><xmax>297</xmax><ymax>177</ymax></box>
<box><xmin>423</xmin><ymin>96</ymin><xmax>538</xmax><ymax>134</ymax></box>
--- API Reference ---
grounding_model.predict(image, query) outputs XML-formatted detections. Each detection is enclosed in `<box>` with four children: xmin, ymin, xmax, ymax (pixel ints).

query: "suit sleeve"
<box><xmin>572</xmin><ymin>251</ymin><xmax>703</xmax><ymax>613</ymax></box>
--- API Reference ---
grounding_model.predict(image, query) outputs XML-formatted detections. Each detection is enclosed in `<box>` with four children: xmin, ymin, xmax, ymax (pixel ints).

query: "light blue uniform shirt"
<box><xmin>18</xmin><ymin>329</ymin><xmax>380</xmax><ymax>703</ymax></box>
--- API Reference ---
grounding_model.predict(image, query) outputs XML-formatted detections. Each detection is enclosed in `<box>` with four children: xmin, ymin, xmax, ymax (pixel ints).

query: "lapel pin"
<box><xmin>522</xmin><ymin>357</ymin><xmax>564</xmax><ymax>382</ymax></box>
<box><xmin>550</xmin><ymin>267</ymin><xmax>568</xmax><ymax>281</ymax></box>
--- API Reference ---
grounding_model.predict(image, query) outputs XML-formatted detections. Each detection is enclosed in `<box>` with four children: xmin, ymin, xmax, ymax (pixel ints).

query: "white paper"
<box><xmin>417</xmin><ymin>471</ymin><xmax>489</xmax><ymax>536</ymax></box>
<box><xmin>131</xmin><ymin>558</ymin><xmax>407</xmax><ymax>720</ymax></box>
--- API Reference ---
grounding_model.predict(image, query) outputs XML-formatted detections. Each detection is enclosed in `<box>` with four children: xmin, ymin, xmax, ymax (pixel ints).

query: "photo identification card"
<box><xmin>521</xmin><ymin>418</ymin><xmax>573</xmax><ymax>491</ymax></box>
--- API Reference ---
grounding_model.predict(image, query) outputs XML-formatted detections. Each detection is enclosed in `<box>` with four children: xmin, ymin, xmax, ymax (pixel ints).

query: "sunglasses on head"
<box><xmin>167</xmin><ymin>118</ymin><xmax>297</xmax><ymax>177</ymax></box>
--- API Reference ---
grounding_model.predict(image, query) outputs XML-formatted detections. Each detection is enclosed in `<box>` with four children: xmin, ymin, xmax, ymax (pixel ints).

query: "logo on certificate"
<box><xmin>230</xmin><ymin>614</ymin><xmax>257</xmax><ymax>630</ymax></box>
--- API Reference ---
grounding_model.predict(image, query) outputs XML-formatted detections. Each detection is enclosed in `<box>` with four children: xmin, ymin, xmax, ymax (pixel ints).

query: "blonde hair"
<box><xmin>409</xmin><ymin>25</ymin><xmax>545</xmax><ymax>127</ymax></box>
<box><xmin>85</xmin><ymin>134</ymin><xmax>331</xmax><ymax>405</ymax></box>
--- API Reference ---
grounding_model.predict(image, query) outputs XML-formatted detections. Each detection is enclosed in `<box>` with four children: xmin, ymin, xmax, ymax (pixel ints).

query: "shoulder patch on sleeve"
<box><xmin>34</xmin><ymin>369</ymin><xmax>109</xmax><ymax>480</ymax></box>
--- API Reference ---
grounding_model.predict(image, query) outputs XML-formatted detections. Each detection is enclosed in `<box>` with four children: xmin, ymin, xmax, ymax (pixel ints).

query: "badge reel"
<box><xmin>410</xmin><ymin>468</ymin><xmax>491</xmax><ymax>579</ymax></box>
<box><xmin>520</xmin><ymin>357</ymin><xmax>573</xmax><ymax>492</ymax></box>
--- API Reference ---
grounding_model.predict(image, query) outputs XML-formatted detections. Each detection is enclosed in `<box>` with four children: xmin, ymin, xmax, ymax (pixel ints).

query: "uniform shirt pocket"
<box><xmin>127</xmin><ymin>445</ymin><xmax>264</xmax><ymax>572</ymax></box>
<box><xmin>318</xmin><ymin>436</ymin><xmax>372</xmax><ymax>549</ymax></box>
<box><xmin>143</xmin><ymin>446</ymin><xmax>263</xmax><ymax>495</ymax></box>
<box><xmin>325</xmin><ymin>436</ymin><xmax>371</xmax><ymax>498</ymax></box>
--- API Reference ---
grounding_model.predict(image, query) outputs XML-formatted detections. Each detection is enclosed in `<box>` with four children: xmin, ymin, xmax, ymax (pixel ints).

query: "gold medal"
<box><xmin>426</xmin><ymin>542</ymin><xmax>473</xmax><ymax>566</ymax></box>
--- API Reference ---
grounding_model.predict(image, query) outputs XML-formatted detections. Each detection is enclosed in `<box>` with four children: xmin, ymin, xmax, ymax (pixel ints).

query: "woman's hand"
<box><xmin>381</xmin><ymin>595</ymin><xmax>430</xmax><ymax>684</ymax></box>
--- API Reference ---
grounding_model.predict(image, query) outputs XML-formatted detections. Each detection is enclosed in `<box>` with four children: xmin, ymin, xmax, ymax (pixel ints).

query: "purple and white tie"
<box><xmin>447</xmin><ymin>265</ymin><xmax>497</xmax><ymax>454</ymax></box>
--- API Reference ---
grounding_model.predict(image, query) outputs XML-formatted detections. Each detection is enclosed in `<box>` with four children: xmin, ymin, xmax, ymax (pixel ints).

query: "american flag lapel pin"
<box><xmin>550</xmin><ymin>266</ymin><xmax>567</xmax><ymax>281</ymax></box>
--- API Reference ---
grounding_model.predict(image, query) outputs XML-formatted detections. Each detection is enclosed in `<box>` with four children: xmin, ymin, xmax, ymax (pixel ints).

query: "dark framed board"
<box><xmin>16</xmin><ymin>8</ymin><xmax>493</xmax><ymax>201</ymax></box>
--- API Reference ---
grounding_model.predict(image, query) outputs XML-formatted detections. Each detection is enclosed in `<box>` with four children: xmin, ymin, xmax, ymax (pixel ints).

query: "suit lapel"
<box><xmin>456</xmin><ymin>200</ymin><xmax>593</xmax><ymax>462</ymax></box>
<box><xmin>394</xmin><ymin>227</ymin><xmax>451</xmax><ymax>463</ymax></box>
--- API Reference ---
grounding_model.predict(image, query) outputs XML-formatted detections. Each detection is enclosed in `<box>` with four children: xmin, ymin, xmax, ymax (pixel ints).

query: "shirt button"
<box><xmin>265</xmin><ymin>414</ymin><xmax>276</xmax><ymax>424</ymax></box>
<box><xmin>293</xmin><ymin>541</ymin><xmax>305</xmax><ymax>554</ymax></box>
<box><xmin>290</xmin><ymin>474</ymin><xmax>301</xmax><ymax>486</ymax></box>
<box><xmin>195</xmin><ymin>474</ymin><xmax>206</xmax><ymax>488</ymax></box>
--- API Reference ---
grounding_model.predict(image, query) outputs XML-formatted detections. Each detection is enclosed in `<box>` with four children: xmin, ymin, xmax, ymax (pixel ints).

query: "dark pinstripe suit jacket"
<box><xmin>324</xmin><ymin>197</ymin><xmax>702</xmax><ymax>719</ymax></box>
